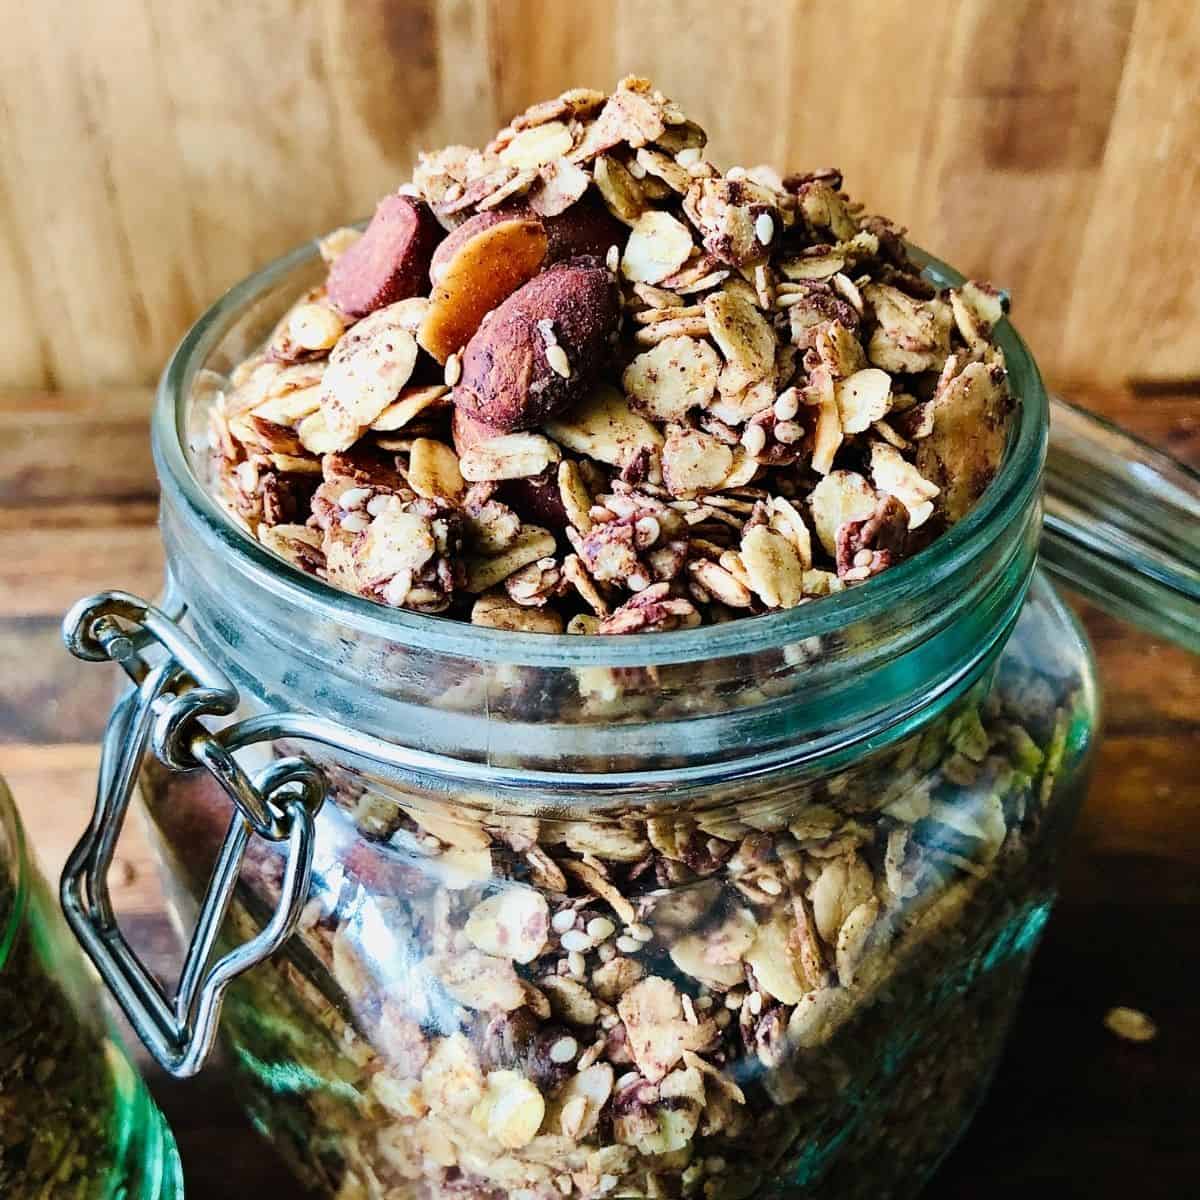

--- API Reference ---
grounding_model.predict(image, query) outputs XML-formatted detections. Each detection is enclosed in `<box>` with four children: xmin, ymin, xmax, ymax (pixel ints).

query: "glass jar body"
<box><xmin>139</xmin><ymin>572</ymin><xmax>1096</xmax><ymax>1200</ymax></box>
<box><xmin>0</xmin><ymin>782</ymin><xmax>184</xmax><ymax>1200</ymax></box>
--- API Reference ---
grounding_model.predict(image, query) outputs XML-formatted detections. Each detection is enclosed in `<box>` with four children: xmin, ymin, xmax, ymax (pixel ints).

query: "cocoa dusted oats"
<box><xmin>143</xmin><ymin>641</ymin><xmax>1086</xmax><ymax>1200</ymax></box>
<box><xmin>209</xmin><ymin>76</ymin><xmax>1014</xmax><ymax>633</ymax></box>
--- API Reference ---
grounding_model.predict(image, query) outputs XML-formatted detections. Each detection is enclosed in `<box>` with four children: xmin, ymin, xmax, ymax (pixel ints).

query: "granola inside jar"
<box><xmin>0</xmin><ymin>778</ymin><xmax>183</xmax><ymax>1199</ymax></box>
<box><xmin>116</xmin><ymin>210</ymin><xmax>1100</xmax><ymax>1197</ymax></box>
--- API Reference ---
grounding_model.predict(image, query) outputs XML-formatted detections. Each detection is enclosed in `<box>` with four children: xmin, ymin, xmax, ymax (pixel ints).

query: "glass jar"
<box><xmin>0</xmin><ymin>777</ymin><xmax>184</xmax><ymax>1199</ymax></box>
<box><xmin>58</xmin><ymin>241</ymin><xmax>1197</xmax><ymax>1200</ymax></box>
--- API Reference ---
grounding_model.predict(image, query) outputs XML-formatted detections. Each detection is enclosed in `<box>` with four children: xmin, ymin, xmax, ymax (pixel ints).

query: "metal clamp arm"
<box><xmin>61</xmin><ymin>591</ymin><xmax>327</xmax><ymax>1078</ymax></box>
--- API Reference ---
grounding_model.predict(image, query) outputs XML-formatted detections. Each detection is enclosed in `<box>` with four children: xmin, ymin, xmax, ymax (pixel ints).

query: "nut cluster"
<box><xmin>212</xmin><ymin>76</ymin><xmax>1013</xmax><ymax>632</ymax></box>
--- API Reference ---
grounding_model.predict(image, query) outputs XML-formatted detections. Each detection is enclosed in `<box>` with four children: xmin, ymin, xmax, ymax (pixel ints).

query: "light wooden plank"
<box><xmin>0</xmin><ymin>520</ymin><xmax>163</xmax><ymax>618</ymax></box>
<box><xmin>1059</xmin><ymin>0</ymin><xmax>1200</xmax><ymax>384</ymax></box>
<box><xmin>5</xmin><ymin>742</ymin><xmax>161</xmax><ymax>916</ymax></box>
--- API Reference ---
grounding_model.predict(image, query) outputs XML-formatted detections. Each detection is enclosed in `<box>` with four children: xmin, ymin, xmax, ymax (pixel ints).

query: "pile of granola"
<box><xmin>211</xmin><ymin>76</ymin><xmax>1013</xmax><ymax>634</ymax></box>
<box><xmin>143</xmin><ymin>587</ymin><xmax>1090</xmax><ymax>1200</ymax></box>
<box><xmin>0</xmin><ymin>873</ymin><xmax>124</xmax><ymax>1197</ymax></box>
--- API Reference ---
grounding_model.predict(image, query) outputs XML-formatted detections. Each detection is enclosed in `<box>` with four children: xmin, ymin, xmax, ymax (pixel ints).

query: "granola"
<box><xmin>209</xmin><ymin>77</ymin><xmax>1014</xmax><ymax>633</ymax></box>
<box><xmin>141</xmin><ymin>584</ymin><xmax>1092</xmax><ymax>1200</ymax></box>
<box><xmin>0</xmin><ymin>859</ymin><xmax>179</xmax><ymax>1197</ymax></box>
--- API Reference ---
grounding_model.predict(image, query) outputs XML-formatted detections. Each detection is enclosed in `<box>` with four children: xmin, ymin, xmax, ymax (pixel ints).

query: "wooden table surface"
<box><xmin>2</xmin><ymin>385</ymin><xmax>1196</xmax><ymax>1197</ymax></box>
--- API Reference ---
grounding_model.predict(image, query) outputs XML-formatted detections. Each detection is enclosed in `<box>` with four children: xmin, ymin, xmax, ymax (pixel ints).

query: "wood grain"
<box><xmin>0</xmin><ymin>1</ymin><xmax>1197</xmax><ymax>392</ymax></box>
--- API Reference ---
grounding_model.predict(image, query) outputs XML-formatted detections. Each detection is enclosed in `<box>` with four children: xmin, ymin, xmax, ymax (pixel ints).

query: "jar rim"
<box><xmin>154</xmin><ymin>240</ymin><xmax>1047</xmax><ymax>669</ymax></box>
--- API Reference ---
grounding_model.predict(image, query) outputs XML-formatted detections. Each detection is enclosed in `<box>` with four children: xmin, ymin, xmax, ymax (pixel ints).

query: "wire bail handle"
<box><xmin>60</xmin><ymin>590</ymin><xmax>327</xmax><ymax>1078</ymax></box>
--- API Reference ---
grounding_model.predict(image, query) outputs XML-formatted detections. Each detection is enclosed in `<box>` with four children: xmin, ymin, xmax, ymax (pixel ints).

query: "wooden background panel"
<box><xmin>0</xmin><ymin>0</ymin><xmax>1197</xmax><ymax>393</ymax></box>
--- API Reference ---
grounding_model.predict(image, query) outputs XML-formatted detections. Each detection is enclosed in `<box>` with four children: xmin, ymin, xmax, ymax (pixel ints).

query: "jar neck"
<box><xmin>160</xmin><ymin>483</ymin><xmax>1040</xmax><ymax>785</ymax></box>
<box><xmin>154</xmin><ymin>242</ymin><xmax>1047</xmax><ymax>784</ymax></box>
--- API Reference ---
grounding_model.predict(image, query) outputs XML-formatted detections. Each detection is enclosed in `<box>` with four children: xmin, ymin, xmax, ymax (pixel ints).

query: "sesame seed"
<box><xmin>546</xmin><ymin>343</ymin><xmax>572</xmax><ymax>379</ymax></box>
<box><xmin>339</xmin><ymin>486</ymin><xmax>372</xmax><ymax>511</ymax></box>
<box><xmin>444</xmin><ymin>353</ymin><xmax>462</xmax><ymax>387</ymax></box>
<box><xmin>560</xmin><ymin>929</ymin><xmax>593</xmax><ymax>953</ymax></box>
<box><xmin>681</xmin><ymin>994</ymin><xmax>699</xmax><ymax>1025</ymax></box>
<box><xmin>628</xmin><ymin>923</ymin><xmax>653</xmax><ymax>942</ymax></box>
<box><xmin>552</xmin><ymin>909</ymin><xmax>578</xmax><ymax>934</ymax></box>
<box><xmin>675</xmin><ymin>147</ymin><xmax>701</xmax><ymax>167</ymax></box>
<box><xmin>748</xmin><ymin>990</ymin><xmax>764</xmax><ymax>1015</ymax></box>
<box><xmin>616</xmin><ymin>1071</ymin><xmax>641</xmax><ymax>1091</ymax></box>
<box><xmin>616</xmin><ymin>935</ymin><xmax>641</xmax><ymax>954</ymax></box>
<box><xmin>627</xmin><ymin>571</ymin><xmax>650</xmax><ymax>592</ymax></box>
<box><xmin>775</xmin><ymin>420</ymin><xmax>803</xmax><ymax>444</ymax></box>
<box><xmin>606</xmin><ymin>244</ymin><xmax>620</xmax><ymax>272</ymax></box>
<box><xmin>725</xmin><ymin>989</ymin><xmax>745</xmax><ymax>1010</ymax></box>
<box><xmin>741</xmin><ymin>423</ymin><xmax>767</xmax><ymax>456</ymax></box>
<box><xmin>596</xmin><ymin>942</ymin><xmax>617</xmax><ymax>963</ymax></box>
<box><xmin>366</xmin><ymin>494</ymin><xmax>392</xmax><ymax>516</ymax></box>
<box><xmin>567</xmin><ymin>950</ymin><xmax>587</xmax><ymax>978</ymax></box>
<box><xmin>587</xmin><ymin>917</ymin><xmax>616</xmax><ymax>942</ymax></box>
<box><xmin>549</xmin><ymin>1035</ymin><xmax>579</xmax><ymax>1064</ymax></box>
<box><xmin>696</xmin><ymin>994</ymin><xmax>714</xmax><ymax>1011</ymax></box>
<box><xmin>715</xmin><ymin>1009</ymin><xmax>732</xmax><ymax>1028</ymax></box>
<box><xmin>774</xmin><ymin>387</ymin><xmax>800</xmax><ymax>422</ymax></box>
<box><xmin>759</xmin><ymin>876</ymin><xmax>783</xmax><ymax>895</ymax></box>
<box><xmin>755</xmin><ymin>212</ymin><xmax>775</xmax><ymax>245</ymax></box>
<box><xmin>341</xmin><ymin>511</ymin><xmax>370</xmax><ymax>533</ymax></box>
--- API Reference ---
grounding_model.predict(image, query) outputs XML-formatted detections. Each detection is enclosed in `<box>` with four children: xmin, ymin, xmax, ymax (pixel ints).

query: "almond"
<box><xmin>454</xmin><ymin>259</ymin><xmax>620</xmax><ymax>432</ymax></box>
<box><xmin>419</xmin><ymin>214</ymin><xmax>549</xmax><ymax>363</ymax></box>
<box><xmin>327</xmin><ymin>194</ymin><xmax>443</xmax><ymax>319</ymax></box>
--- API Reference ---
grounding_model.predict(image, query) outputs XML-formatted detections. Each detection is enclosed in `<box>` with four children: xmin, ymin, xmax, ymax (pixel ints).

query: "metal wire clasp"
<box><xmin>60</xmin><ymin>589</ymin><xmax>327</xmax><ymax>1078</ymax></box>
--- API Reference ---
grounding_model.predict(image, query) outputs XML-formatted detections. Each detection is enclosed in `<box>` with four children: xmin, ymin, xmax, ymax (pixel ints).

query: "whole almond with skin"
<box><xmin>454</xmin><ymin>258</ymin><xmax>620</xmax><ymax>432</ymax></box>
<box><xmin>540</xmin><ymin>193</ymin><xmax>627</xmax><ymax>263</ymax></box>
<box><xmin>419</xmin><ymin>215</ymin><xmax>549</xmax><ymax>363</ymax></box>
<box><xmin>328</xmin><ymin>194</ymin><xmax>444</xmax><ymax>319</ymax></box>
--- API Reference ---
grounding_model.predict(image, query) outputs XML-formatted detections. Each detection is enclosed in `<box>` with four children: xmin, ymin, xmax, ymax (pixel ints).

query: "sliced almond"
<box><xmin>809</xmin><ymin>470</ymin><xmax>878</xmax><ymax>557</ymax></box>
<box><xmin>594</xmin><ymin>154</ymin><xmax>646</xmax><ymax>223</ymax></box>
<box><xmin>740</xmin><ymin>525</ymin><xmax>804</xmax><ymax>609</ymax></box>
<box><xmin>703</xmin><ymin>290</ymin><xmax>775</xmax><ymax>380</ymax></box>
<box><xmin>621</xmin><ymin>211</ymin><xmax>695</xmax><ymax>284</ymax></box>
<box><xmin>661</xmin><ymin>427</ymin><xmax>733</xmax><ymax>496</ymax></box>
<box><xmin>464</xmin><ymin>886</ymin><xmax>550</xmax><ymax>964</ymax></box>
<box><xmin>836</xmin><ymin>368</ymin><xmax>892</xmax><ymax>434</ymax></box>
<box><xmin>459</xmin><ymin>432</ymin><xmax>561</xmax><ymax>482</ymax></box>
<box><xmin>499</xmin><ymin>121</ymin><xmax>574</xmax><ymax>169</ymax></box>
<box><xmin>466</xmin><ymin>526</ymin><xmax>557</xmax><ymax>592</ymax></box>
<box><xmin>408</xmin><ymin>437</ymin><xmax>464</xmax><ymax>502</ymax></box>
<box><xmin>371</xmin><ymin>384</ymin><xmax>449</xmax><ymax>432</ymax></box>
<box><xmin>546</xmin><ymin>385</ymin><xmax>664</xmax><ymax>469</ymax></box>
<box><xmin>320</xmin><ymin>306</ymin><xmax>420</xmax><ymax>450</ymax></box>
<box><xmin>746</xmin><ymin>913</ymin><xmax>810</xmax><ymax>1004</ymax></box>
<box><xmin>623</xmin><ymin>336</ymin><xmax>719</xmax><ymax>422</ymax></box>
<box><xmin>870</xmin><ymin>441</ymin><xmax>940</xmax><ymax>529</ymax></box>
<box><xmin>557</xmin><ymin>460</ymin><xmax>594</xmax><ymax>532</ymax></box>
